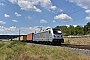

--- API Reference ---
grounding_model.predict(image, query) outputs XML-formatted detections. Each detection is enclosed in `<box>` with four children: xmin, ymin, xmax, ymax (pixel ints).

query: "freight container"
<box><xmin>16</xmin><ymin>37</ymin><xmax>19</xmax><ymax>40</ymax></box>
<box><xmin>12</xmin><ymin>38</ymin><xmax>15</xmax><ymax>40</ymax></box>
<box><xmin>13</xmin><ymin>37</ymin><xmax>19</xmax><ymax>40</ymax></box>
<box><xmin>27</xmin><ymin>33</ymin><xmax>34</xmax><ymax>41</ymax></box>
<box><xmin>14</xmin><ymin>38</ymin><xmax>18</xmax><ymax>40</ymax></box>
<box><xmin>9</xmin><ymin>39</ymin><xmax>11</xmax><ymax>41</ymax></box>
<box><xmin>15</xmin><ymin>37</ymin><xmax>19</xmax><ymax>40</ymax></box>
<box><xmin>33</xmin><ymin>34</ymin><xmax>36</xmax><ymax>41</ymax></box>
<box><xmin>20</xmin><ymin>35</ymin><xmax>27</xmax><ymax>41</ymax></box>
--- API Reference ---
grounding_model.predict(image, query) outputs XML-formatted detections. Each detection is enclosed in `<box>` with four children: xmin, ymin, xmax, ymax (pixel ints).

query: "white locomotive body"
<box><xmin>36</xmin><ymin>28</ymin><xmax>64</xmax><ymax>44</ymax></box>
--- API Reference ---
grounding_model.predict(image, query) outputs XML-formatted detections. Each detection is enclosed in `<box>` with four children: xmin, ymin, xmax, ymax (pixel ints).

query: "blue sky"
<box><xmin>0</xmin><ymin>0</ymin><xmax>90</xmax><ymax>35</ymax></box>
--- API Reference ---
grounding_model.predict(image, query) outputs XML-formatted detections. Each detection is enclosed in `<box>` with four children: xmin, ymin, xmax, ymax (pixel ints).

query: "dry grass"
<box><xmin>64</xmin><ymin>37</ymin><xmax>90</xmax><ymax>45</ymax></box>
<box><xmin>0</xmin><ymin>41</ymin><xmax>90</xmax><ymax>60</ymax></box>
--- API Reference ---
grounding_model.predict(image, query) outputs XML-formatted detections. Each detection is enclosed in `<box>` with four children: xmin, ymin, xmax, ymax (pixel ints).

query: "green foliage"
<box><xmin>84</xmin><ymin>22</ymin><xmax>90</xmax><ymax>35</ymax></box>
<box><xmin>55</xmin><ymin>26</ymin><xmax>69</xmax><ymax>36</ymax></box>
<box><xmin>55</xmin><ymin>22</ymin><xmax>90</xmax><ymax>36</ymax></box>
<box><xmin>74</xmin><ymin>25</ymin><xmax>84</xmax><ymax>35</ymax></box>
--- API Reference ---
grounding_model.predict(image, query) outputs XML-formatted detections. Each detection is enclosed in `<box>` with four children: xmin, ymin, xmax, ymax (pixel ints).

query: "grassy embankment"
<box><xmin>64</xmin><ymin>37</ymin><xmax>90</xmax><ymax>45</ymax></box>
<box><xmin>0</xmin><ymin>41</ymin><xmax>90</xmax><ymax>60</ymax></box>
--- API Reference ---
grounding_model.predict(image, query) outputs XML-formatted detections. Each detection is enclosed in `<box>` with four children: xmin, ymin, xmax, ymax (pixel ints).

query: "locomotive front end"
<box><xmin>52</xmin><ymin>28</ymin><xmax>64</xmax><ymax>43</ymax></box>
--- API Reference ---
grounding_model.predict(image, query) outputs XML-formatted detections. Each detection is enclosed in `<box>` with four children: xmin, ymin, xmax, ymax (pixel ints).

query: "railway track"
<box><xmin>27</xmin><ymin>41</ymin><xmax>90</xmax><ymax>50</ymax></box>
<box><xmin>61</xmin><ymin>44</ymin><xmax>90</xmax><ymax>56</ymax></box>
<box><xmin>61</xmin><ymin>44</ymin><xmax>90</xmax><ymax>50</ymax></box>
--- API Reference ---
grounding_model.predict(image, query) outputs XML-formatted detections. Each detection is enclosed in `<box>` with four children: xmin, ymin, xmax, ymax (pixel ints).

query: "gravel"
<box><xmin>27</xmin><ymin>43</ymin><xmax>90</xmax><ymax>56</ymax></box>
<box><xmin>65</xmin><ymin>47</ymin><xmax>90</xmax><ymax>56</ymax></box>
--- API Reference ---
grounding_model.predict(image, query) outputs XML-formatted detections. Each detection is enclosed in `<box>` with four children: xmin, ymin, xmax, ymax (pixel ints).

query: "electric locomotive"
<box><xmin>36</xmin><ymin>27</ymin><xmax>64</xmax><ymax>44</ymax></box>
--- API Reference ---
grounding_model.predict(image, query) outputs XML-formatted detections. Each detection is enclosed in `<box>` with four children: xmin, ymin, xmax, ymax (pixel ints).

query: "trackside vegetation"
<box><xmin>55</xmin><ymin>22</ymin><xmax>90</xmax><ymax>36</ymax></box>
<box><xmin>0</xmin><ymin>41</ymin><xmax>90</xmax><ymax>60</ymax></box>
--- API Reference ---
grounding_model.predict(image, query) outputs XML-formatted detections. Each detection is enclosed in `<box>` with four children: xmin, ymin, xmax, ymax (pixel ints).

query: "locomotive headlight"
<box><xmin>61</xmin><ymin>35</ymin><xmax>62</xmax><ymax>37</ymax></box>
<box><xmin>54</xmin><ymin>35</ymin><xmax>56</xmax><ymax>37</ymax></box>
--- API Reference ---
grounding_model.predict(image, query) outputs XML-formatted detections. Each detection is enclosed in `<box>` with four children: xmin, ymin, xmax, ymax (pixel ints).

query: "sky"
<box><xmin>0</xmin><ymin>0</ymin><xmax>90</xmax><ymax>35</ymax></box>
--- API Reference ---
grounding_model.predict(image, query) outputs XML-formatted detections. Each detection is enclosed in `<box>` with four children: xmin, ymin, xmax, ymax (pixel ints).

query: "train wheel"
<box><xmin>52</xmin><ymin>42</ymin><xmax>61</xmax><ymax>46</ymax></box>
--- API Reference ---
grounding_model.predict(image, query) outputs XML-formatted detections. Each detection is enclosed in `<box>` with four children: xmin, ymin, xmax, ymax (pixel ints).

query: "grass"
<box><xmin>0</xmin><ymin>41</ymin><xmax>90</xmax><ymax>60</ymax></box>
<box><xmin>64</xmin><ymin>37</ymin><xmax>90</xmax><ymax>45</ymax></box>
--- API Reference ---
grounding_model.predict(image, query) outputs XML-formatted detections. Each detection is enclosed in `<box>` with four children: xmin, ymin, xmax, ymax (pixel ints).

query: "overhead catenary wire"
<box><xmin>59</xmin><ymin>1</ymin><xmax>90</xmax><ymax>20</ymax></box>
<box><xmin>68</xmin><ymin>8</ymin><xmax>84</xmax><ymax>16</ymax></box>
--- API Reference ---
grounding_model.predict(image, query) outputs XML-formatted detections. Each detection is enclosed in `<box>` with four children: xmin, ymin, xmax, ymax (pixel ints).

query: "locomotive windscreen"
<box><xmin>53</xmin><ymin>29</ymin><xmax>62</xmax><ymax>34</ymax></box>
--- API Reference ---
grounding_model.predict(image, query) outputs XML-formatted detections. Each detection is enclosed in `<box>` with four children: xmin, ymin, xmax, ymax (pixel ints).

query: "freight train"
<box><xmin>21</xmin><ymin>27</ymin><xmax>64</xmax><ymax>44</ymax></box>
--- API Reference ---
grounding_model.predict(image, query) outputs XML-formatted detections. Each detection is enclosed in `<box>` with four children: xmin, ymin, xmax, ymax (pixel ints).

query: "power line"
<box><xmin>68</xmin><ymin>8</ymin><xmax>84</xmax><ymax>16</ymax></box>
<box><xmin>74</xmin><ymin>16</ymin><xmax>86</xmax><ymax>21</ymax></box>
<box><xmin>58</xmin><ymin>1</ymin><xmax>88</xmax><ymax>20</ymax></box>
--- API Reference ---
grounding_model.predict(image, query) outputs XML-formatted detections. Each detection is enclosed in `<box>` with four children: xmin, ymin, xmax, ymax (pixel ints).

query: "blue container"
<box><xmin>33</xmin><ymin>34</ymin><xmax>36</xmax><ymax>41</ymax></box>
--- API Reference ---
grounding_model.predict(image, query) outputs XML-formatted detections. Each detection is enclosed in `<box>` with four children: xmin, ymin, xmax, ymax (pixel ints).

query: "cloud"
<box><xmin>0</xmin><ymin>20</ymin><xmax>6</xmax><ymax>24</ymax></box>
<box><xmin>54</xmin><ymin>13</ymin><xmax>72</xmax><ymax>22</ymax></box>
<box><xmin>10</xmin><ymin>26</ymin><xmax>16</xmax><ymax>29</ymax></box>
<box><xmin>15</xmin><ymin>12</ymin><xmax>22</xmax><ymax>16</ymax></box>
<box><xmin>60</xmin><ymin>9</ymin><xmax>63</xmax><ymax>12</ymax></box>
<box><xmin>67</xmin><ymin>0</ymin><xmax>90</xmax><ymax>9</ymax></box>
<box><xmin>85</xmin><ymin>16</ymin><xmax>90</xmax><ymax>20</ymax></box>
<box><xmin>53</xmin><ymin>20</ymin><xmax>56</xmax><ymax>22</ymax></box>
<box><xmin>0</xmin><ymin>26</ymin><xmax>46</xmax><ymax>35</ymax></box>
<box><xmin>40</xmin><ymin>19</ymin><xmax>47</xmax><ymax>23</ymax></box>
<box><xmin>40</xmin><ymin>0</ymin><xmax>57</xmax><ymax>10</ymax></box>
<box><xmin>26</xmin><ymin>16</ymin><xmax>31</xmax><ymax>20</ymax></box>
<box><xmin>8</xmin><ymin>0</ymin><xmax>17</xmax><ymax>4</ymax></box>
<box><xmin>4</xmin><ymin>14</ymin><xmax>10</xmax><ymax>17</ymax></box>
<box><xmin>66</xmin><ymin>25</ymin><xmax>70</xmax><ymax>27</ymax></box>
<box><xmin>12</xmin><ymin>20</ymin><xmax>18</xmax><ymax>22</ymax></box>
<box><xmin>19</xmin><ymin>1</ymin><xmax>42</xmax><ymax>12</ymax></box>
<box><xmin>73</xmin><ymin>25</ymin><xmax>77</xmax><ymax>27</ymax></box>
<box><xmin>66</xmin><ymin>25</ymin><xmax>77</xmax><ymax>27</ymax></box>
<box><xmin>85</xmin><ymin>10</ymin><xmax>90</xmax><ymax>14</ymax></box>
<box><xmin>9</xmin><ymin>0</ymin><xmax>57</xmax><ymax>12</ymax></box>
<box><xmin>85</xmin><ymin>10</ymin><xmax>90</xmax><ymax>20</ymax></box>
<box><xmin>0</xmin><ymin>3</ymin><xmax>5</xmax><ymax>6</ymax></box>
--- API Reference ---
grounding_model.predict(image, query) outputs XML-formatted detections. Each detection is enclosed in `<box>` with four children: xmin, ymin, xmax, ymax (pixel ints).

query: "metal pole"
<box><xmin>19</xmin><ymin>29</ymin><xmax>20</xmax><ymax>41</ymax></box>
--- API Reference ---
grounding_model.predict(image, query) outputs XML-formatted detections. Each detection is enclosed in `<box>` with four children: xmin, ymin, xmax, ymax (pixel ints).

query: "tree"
<box><xmin>68</xmin><ymin>25</ymin><xmax>75</xmax><ymax>35</ymax></box>
<box><xmin>74</xmin><ymin>25</ymin><xmax>84</xmax><ymax>35</ymax></box>
<box><xmin>84</xmin><ymin>22</ymin><xmax>90</xmax><ymax>35</ymax></box>
<box><xmin>55</xmin><ymin>22</ymin><xmax>90</xmax><ymax>36</ymax></box>
<box><xmin>55</xmin><ymin>26</ymin><xmax>69</xmax><ymax>36</ymax></box>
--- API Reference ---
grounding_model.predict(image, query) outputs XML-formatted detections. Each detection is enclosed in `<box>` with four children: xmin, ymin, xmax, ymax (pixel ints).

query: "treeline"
<box><xmin>55</xmin><ymin>22</ymin><xmax>90</xmax><ymax>36</ymax></box>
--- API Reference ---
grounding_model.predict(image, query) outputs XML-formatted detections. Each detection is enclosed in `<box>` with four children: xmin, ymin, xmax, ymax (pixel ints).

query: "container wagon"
<box><xmin>20</xmin><ymin>35</ymin><xmax>27</xmax><ymax>41</ymax></box>
<box><xmin>27</xmin><ymin>33</ymin><xmax>36</xmax><ymax>42</ymax></box>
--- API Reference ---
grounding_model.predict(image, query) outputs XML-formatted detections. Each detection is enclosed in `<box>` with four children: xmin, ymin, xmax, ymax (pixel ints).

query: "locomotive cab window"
<box><xmin>49</xmin><ymin>31</ymin><xmax>51</xmax><ymax>34</ymax></box>
<box><xmin>53</xmin><ymin>29</ymin><xmax>62</xmax><ymax>34</ymax></box>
